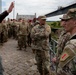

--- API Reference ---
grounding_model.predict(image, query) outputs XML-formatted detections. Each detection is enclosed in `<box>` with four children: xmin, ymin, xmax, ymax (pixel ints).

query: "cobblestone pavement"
<box><xmin>0</xmin><ymin>39</ymin><xmax>40</xmax><ymax>75</ymax></box>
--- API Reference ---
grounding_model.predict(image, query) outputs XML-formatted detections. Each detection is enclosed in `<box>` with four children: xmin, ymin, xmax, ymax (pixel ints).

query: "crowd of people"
<box><xmin>0</xmin><ymin>1</ymin><xmax>76</xmax><ymax>75</ymax></box>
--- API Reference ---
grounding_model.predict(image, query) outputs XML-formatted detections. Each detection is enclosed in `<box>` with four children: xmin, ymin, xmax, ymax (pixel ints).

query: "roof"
<box><xmin>16</xmin><ymin>13</ymin><xmax>36</xmax><ymax>20</ymax></box>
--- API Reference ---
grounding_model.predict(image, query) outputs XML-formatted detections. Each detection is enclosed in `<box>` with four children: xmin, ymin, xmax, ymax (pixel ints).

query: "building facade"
<box><xmin>16</xmin><ymin>13</ymin><xmax>36</xmax><ymax>20</ymax></box>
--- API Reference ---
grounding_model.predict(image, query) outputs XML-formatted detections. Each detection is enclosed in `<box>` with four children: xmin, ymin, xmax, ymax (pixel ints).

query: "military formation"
<box><xmin>0</xmin><ymin>18</ymin><xmax>32</xmax><ymax>48</ymax></box>
<box><xmin>0</xmin><ymin>14</ymin><xmax>51</xmax><ymax>75</ymax></box>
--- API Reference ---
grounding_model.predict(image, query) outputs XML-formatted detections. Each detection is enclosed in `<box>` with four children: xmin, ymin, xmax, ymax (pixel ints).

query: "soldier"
<box><xmin>31</xmin><ymin>16</ymin><xmax>51</xmax><ymax>75</ymax></box>
<box><xmin>1</xmin><ymin>20</ymin><xmax>8</xmax><ymax>43</ymax></box>
<box><xmin>7</xmin><ymin>19</ymin><xmax>12</xmax><ymax>38</ymax></box>
<box><xmin>56</xmin><ymin>8</ymin><xmax>76</xmax><ymax>75</ymax></box>
<box><xmin>15</xmin><ymin>20</ymin><xmax>21</xmax><ymax>39</ymax></box>
<box><xmin>27</xmin><ymin>20</ymin><xmax>33</xmax><ymax>47</ymax></box>
<box><xmin>17</xmin><ymin>19</ymin><xmax>29</xmax><ymax>50</ymax></box>
<box><xmin>51</xmin><ymin>15</ymin><xmax>70</xmax><ymax>75</ymax></box>
<box><xmin>11</xmin><ymin>19</ymin><xmax>17</xmax><ymax>39</ymax></box>
<box><xmin>57</xmin><ymin>14</ymin><xmax>71</xmax><ymax>57</ymax></box>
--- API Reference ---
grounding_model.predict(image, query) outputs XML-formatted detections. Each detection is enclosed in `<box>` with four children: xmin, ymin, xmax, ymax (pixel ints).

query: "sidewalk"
<box><xmin>0</xmin><ymin>39</ymin><xmax>39</xmax><ymax>75</ymax></box>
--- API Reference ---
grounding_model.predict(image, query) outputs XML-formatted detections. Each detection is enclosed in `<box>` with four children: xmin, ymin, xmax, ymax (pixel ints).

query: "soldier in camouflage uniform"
<box><xmin>31</xmin><ymin>16</ymin><xmax>51</xmax><ymax>75</ymax></box>
<box><xmin>51</xmin><ymin>14</ymin><xmax>70</xmax><ymax>75</ymax></box>
<box><xmin>57</xmin><ymin>15</ymin><xmax>71</xmax><ymax>57</ymax></box>
<box><xmin>11</xmin><ymin>19</ymin><xmax>17</xmax><ymax>39</ymax></box>
<box><xmin>15</xmin><ymin>20</ymin><xmax>21</xmax><ymax>40</ymax></box>
<box><xmin>0</xmin><ymin>20</ymin><xmax>8</xmax><ymax>45</ymax></box>
<box><xmin>56</xmin><ymin>8</ymin><xmax>76</xmax><ymax>75</ymax></box>
<box><xmin>57</xmin><ymin>31</ymin><xmax>70</xmax><ymax>56</ymax></box>
<box><xmin>1</xmin><ymin>20</ymin><xmax>8</xmax><ymax>42</ymax></box>
<box><xmin>7</xmin><ymin>19</ymin><xmax>13</xmax><ymax>38</ymax></box>
<box><xmin>27</xmin><ymin>20</ymin><xmax>33</xmax><ymax>47</ymax></box>
<box><xmin>17</xmin><ymin>19</ymin><xmax>29</xmax><ymax>50</ymax></box>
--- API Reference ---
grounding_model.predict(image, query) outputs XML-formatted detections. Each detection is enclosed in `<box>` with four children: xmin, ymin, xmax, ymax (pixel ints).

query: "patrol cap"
<box><xmin>60</xmin><ymin>14</ymin><xmax>70</xmax><ymax>20</ymax></box>
<box><xmin>60</xmin><ymin>8</ymin><xmax>76</xmax><ymax>20</ymax></box>
<box><xmin>38</xmin><ymin>16</ymin><xmax>46</xmax><ymax>20</ymax></box>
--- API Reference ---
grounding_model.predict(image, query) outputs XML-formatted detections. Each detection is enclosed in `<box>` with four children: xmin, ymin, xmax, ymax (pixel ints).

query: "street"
<box><xmin>0</xmin><ymin>39</ymin><xmax>39</xmax><ymax>75</ymax></box>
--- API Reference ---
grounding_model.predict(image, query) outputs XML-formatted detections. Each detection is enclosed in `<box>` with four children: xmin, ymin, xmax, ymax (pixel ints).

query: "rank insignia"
<box><xmin>60</xmin><ymin>52</ymin><xmax>69</xmax><ymax>61</ymax></box>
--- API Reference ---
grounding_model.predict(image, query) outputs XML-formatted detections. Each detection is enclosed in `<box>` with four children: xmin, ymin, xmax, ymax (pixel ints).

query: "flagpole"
<box><xmin>13</xmin><ymin>1</ymin><xmax>15</xmax><ymax>19</ymax></box>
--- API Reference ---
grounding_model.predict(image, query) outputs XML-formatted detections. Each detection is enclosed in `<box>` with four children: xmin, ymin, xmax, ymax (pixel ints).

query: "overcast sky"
<box><xmin>2</xmin><ymin>0</ymin><xmax>76</xmax><ymax>21</ymax></box>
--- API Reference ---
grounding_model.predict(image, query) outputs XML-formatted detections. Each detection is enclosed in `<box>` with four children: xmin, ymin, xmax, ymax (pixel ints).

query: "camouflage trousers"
<box><xmin>18</xmin><ymin>35</ymin><xmax>27</xmax><ymax>49</ymax></box>
<box><xmin>35</xmin><ymin>50</ymin><xmax>51</xmax><ymax>75</ymax></box>
<box><xmin>3</xmin><ymin>32</ymin><xmax>8</xmax><ymax>42</ymax></box>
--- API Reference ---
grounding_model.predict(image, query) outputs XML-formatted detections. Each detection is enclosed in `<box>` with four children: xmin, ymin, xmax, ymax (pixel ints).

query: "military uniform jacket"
<box><xmin>18</xmin><ymin>22</ymin><xmax>29</xmax><ymax>35</ymax></box>
<box><xmin>58</xmin><ymin>34</ymin><xmax>76</xmax><ymax>71</ymax></box>
<box><xmin>57</xmin><ymin>31</ymin><xmax>70</xmax><ymax>57</ymax></box>
<box><xmin>31</xmin><ymin>24</ymin><xmax>51</xmax><ymax>50</ymax></box>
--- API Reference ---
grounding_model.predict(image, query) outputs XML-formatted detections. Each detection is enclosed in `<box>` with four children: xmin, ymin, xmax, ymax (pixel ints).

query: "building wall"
<box><xmin>16</xmin><ymin>13</ymin><xmax>36</xmax><ymax>20</ymax></box>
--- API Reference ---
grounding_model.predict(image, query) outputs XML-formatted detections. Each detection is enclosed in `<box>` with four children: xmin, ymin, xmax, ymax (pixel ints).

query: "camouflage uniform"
<box><xmin>0</xmin><ymin>22</ymin><xmax>7</xmax><ymax>44</ymax></box>
<box><xmin>11</xmin><ymin>21</ymin><xmax>17</xmax><ymax>39</ymax></box>
<box><xmin>1</xmin><ymin>20</ymin><xmax>8</xmax><ymax>42</ymax></box>
<box><xmin>15</xmin><ymin>21</ymin><xmax>21</xmax><ymax>39</ymax></box>
<box><xmin>51</xmin><ymin>23</ymin><xmax>70</xmax><ymax>75</ymax></box>
<box><xmin>7</xmin><ymin>21</ymin><xmax>13</xmax><ymax>38</ymax></box>
<box><xmin>57</xmin><ymin>31</ymin><xmax>70</xmax><ymax>57</ymax></box>
<box><xmin>56</xmin><ymin>8</ymin><xmax>76</xmax><ymax>75</ymax></box>
<box><xmin>27</xmin><ymin>21</ymin><xmax>33</xmax><ymax>46</ymax></box>
<box><xmin>31</xmin><ymin>17</ymin><xmax>51</xmax><ymax>75</ymax></box>
<box><xmin>57</xmin><ymin>35</ymin><xmax>76</xmax><ymax>75</ymax></box>
<box><xmin>18</xmin><ymin>20</ymin><xmax>29</xmax><ymax>50</ymax></box>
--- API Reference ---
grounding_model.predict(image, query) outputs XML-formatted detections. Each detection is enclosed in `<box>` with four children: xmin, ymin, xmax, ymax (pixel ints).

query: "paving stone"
<box><xmin>0</xmin><ymin>39</ymin><xmax>39</xmax><ymax>75</ymax></box>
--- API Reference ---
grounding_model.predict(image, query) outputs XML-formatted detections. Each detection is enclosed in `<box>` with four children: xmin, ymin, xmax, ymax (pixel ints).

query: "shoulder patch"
<box><xmin>59</xmin><ymin>46</ymin><xmax>76</xmax><ymax>68</ymax></box>
<box><xmin>60</xmin><ymin>52</ymin><xmax>69</xmax><ymax>61</ymax></box>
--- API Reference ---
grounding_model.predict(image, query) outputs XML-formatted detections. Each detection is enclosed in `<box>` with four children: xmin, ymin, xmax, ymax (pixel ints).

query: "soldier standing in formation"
<box><xmin>57</xmin><ymin>14</ymin><xmax>71</xmax><ymax>58</ymax></box>
<box><xmin>17</xmin><ymin>19</ymin><xmax>29</xmax><ymax>50</ymax></box>
<box><xmin>31</xmin><ymin>16</ymin><xmax>51</xmax><ymax>75</ymax></box>
<box><xmin>27</xmin><ymin>20</ymin><xmax>33</xmax><ymax>47</ymax></box>
<box><xmin>51</xmin><ymin>14</ymin><xmax>71</xmax><ymax>75</ymax></box>
<box><xmin>11</xmin><ymin>19</ymin><xmax>17</xmax><ymax>39</ymax></box>
<box><xmin>1</xmin><ymin>20</ymin><xmax>8</xmax><ymax>43</ymax></box>
<box><xmin>56</xmin><ymin>8</ymin><xmax>76</xmax><ymax>75</ymax></box>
